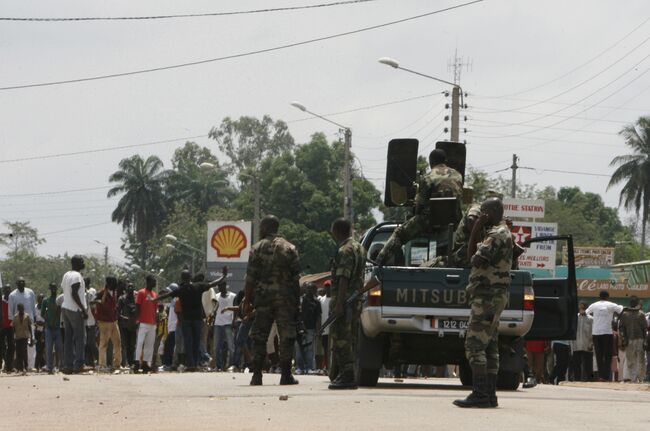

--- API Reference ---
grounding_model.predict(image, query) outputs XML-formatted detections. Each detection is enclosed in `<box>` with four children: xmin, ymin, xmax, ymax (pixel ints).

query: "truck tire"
<box><xmin>496</xmin><ymin>370</ymin><xmax>520</xmax><ymax>390</ymax></box>
<box><xmin>459</xmin><ymin>361</ymin><xmax>472</xmax><ymax>386</ymax></box>
<box><xmin>358</xmin><ymin>368</ymin><xmax>380</xmax><ymax>387</ymax></box>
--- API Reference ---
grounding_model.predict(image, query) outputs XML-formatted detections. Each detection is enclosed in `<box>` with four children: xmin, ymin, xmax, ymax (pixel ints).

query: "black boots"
<box><xmin>250</xmin><ymin>357</ymin><xmax>264</xmax><ymax>386</ymax></box>
<box><xmin>487</xmin><ymin>373</ymin><xmax>498</xmax><ymax>407</ymax></box>
<box><xmin>453</xmin><ymin>367</ymin><xmax>493</xmax><ymax>408</ymax></box>
<box><xmin>328</xmin><ymin>369</ymin><xmax>358</xmax><ymax>390</ymax></box>
<box><xmin>279</xmin><ymin>361</ymin><xmax>299</xmax><ymax>385</ymax></box>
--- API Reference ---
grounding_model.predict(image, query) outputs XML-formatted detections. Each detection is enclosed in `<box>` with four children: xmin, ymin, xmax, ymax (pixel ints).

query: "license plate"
<box><xmin>431</xmin><ymin>318</ymin><xmax>468</xmax><ymax>330</ymax></box>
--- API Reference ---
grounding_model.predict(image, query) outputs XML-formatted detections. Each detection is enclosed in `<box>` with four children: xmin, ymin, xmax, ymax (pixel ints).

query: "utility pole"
<box><xmin>253</xmin><ymin>174</ymin><xmax>260</xmax><ymax>243</ymax></box>
<box><xmin>343</xmin><ymin>128</ymin><xmax>353</xmax><ymax>222</ymax></box>
<box><xmin>511</xmin><ymin>154</ymin><xmax>519</xmax><ymax>198</ymax></box>
<box><xmin>103</xmin><ymin>246</ymin><xmax>108</xmax><ymax>275</ymax></box>
<box><xmin>451</xmin><ymin>86</ymin><xmax>460</xmax><ymax>142</ymax></box>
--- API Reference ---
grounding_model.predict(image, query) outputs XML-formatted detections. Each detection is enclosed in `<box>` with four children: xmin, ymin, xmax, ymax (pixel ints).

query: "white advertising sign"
<box><xmin>206</xmin><ymin>221</ymin><xmax>252</xmax><ymax>263</ymax></box>
<box><xmin>503</xmin><ymin>198</ymin><xmax>545</xmax><ymax>219</ymax></box>
<box><xmin>511</xmin><ymin>221</ymin><xmax>558</xmax><ymax>271</ymax></box>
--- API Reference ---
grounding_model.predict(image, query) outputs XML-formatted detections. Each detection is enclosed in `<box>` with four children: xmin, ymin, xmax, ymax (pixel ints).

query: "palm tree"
<box><xmin>608</xmin><ymin>116</ymin><xmax>650</xmax><ymax>260</ymax></box>
<box><xmin>108</xmin><ymin>155</ymin><xmax>169</xmax><ymax>265</ymax></box>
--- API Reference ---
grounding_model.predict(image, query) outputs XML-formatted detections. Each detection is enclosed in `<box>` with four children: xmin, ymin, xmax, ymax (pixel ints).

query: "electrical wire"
<box><xmin>41</xmin><ymin>221</ymin><xmax>113</xmax><ymax>236</ymax></box>
<box><xmin>0</xmin><ymin>186</ymin><xmax>111</xmax><ymax>198</ymax></box>
<box><xmin>0</xmin><ymin>135</ymin><xmax>207</xmax><ymax>164</ymax></box>
<box><xmin>478</xmin><ymin>16</ymin><xmax>650</xmax><ymax>98</ymax></box>
<box><xmin>0</xmin><ymin>0</ymin><xmax>381</xmax><ymax>22</ymax></box>
<box><xmin>520</xmin><ymin>167</ymin><xmax>611</xmax><ymax>178</ymax></box>
<box><xmin>0</xmin><ymin>1</ymin><xmax>484</xmax><ymax>91</ymax></box>
<box><xmin>469</xmin><ymin>110</ymin><xmax>631</xmax><ymax>125</ymax></box>
<box><xmin>470</xmin><ymin>95</ymin><xmax>649</xmax><ymax>112</ymax></box>
<box><xmin>469</xmin><ymin>121</ymin><xmax>617</xmax><ymax>136</ymax></box>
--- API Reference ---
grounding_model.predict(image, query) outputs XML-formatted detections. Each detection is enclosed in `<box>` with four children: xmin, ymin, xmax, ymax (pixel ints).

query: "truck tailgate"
<box><xmin>378</xmin><ymin>267</ymin><xmax>527</xmax><ymax>321</ymax></box>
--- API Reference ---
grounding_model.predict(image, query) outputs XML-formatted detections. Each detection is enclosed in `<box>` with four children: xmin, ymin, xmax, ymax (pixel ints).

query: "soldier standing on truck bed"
<box><xmin>454</xmin><ymin>197</ymin><xmax>513</xmax><ymax>409</ymax></box>
<box><xmin>243</xmin><ymin>215</ymin><xmax>301</xmax><ymax>386</ymax></box>
<box><xmin>328</xmin><ymin>218</ymin><xmax>366</xmax><ymax>390</ymax></box>
<box><xmin>375</xmin><ymin>149</ymin><xmax>463</xmax><ymax>266</ymax></box>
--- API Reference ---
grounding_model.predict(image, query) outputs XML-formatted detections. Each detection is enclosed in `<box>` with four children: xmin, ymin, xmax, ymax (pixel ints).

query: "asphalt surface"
<box><xmin>2</xmin><ymin>373</ymin><xmax>649</xmax><ymax>431</ymax></box>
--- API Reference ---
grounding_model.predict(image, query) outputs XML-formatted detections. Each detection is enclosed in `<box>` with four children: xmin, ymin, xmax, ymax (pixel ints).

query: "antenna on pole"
<box><xmin>447</xmin><ymin>48</ymin><xmax>472</xmax><ymax>86</ymax></box>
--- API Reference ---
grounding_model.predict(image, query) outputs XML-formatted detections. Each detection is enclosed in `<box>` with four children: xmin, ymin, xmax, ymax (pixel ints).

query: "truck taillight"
<box><xmin>524</xmin><ymin>285</ymin><xmax>535</xmax><ymax>311</ymax></box>
<box><xmin>367</xmin><ymin>286</ymin><xmax>382</xmax><ymax>306</ymax></box>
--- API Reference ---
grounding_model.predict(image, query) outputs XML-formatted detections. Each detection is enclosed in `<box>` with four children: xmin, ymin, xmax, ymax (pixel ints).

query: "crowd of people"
<box><xmin>0</xmin><ymin>256</ymin><xmax>334</xmax><ymax>376</ymax></box>
<box><xmin>525</xmin><ymin>291</ymin><xmax>650</xmax><ymax>385</ymax></box>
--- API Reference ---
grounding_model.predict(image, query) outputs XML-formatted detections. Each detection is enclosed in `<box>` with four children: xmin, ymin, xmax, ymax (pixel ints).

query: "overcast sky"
<box><xmin>0</xmin><ymin>0</ymin><xmax>647</xmax><ymax>266</ymax></box>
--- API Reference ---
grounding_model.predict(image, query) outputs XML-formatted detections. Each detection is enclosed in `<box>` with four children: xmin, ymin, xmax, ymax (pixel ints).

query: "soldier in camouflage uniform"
<box><xmin>243</xmin><ymin>215</ymin><xmax>301</xmax><ymax>386</ymax></box>
<box><xmin>328</xmin><ymin>218</ymin><xmax>366</xmax><ymax>389</ymax></box>
<box><xmin>451</xmin><ymin>203</ymin><xmax>481</xmax><ymax>267</ymax></box>
<box><xmin>454</xmin><ymin>198</ymin><xmax>513</xmax><ymax>408</ymax></box>
<box><xmin>375</xmin><ymin>149</ymin><xmax>463</xmax><ymax>266</ymax></box>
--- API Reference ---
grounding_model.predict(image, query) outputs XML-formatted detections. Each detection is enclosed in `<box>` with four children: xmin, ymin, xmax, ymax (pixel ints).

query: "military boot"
<box><xmin>279</xmin><ymin>361</ymin><xmax>299</xmax><ymax>385</ymax></box>
<box><xmin>250</xmin><ymin>357</ymin><xmax>263</xmax><ymax>386</ymax></box>
<box><xmin>487</xmin><ymin>373</ymin><xmax>498</xmax><ymax>407</ymax></box>
<box><xmin>453</xmin><ymin>366</ymin><xmax>492</xmax><ymax>408</ymax></box>
<box><xmin>328</xmin><ymin>370</ymin><xmax>358</xmax><ymax>390</ymax></box>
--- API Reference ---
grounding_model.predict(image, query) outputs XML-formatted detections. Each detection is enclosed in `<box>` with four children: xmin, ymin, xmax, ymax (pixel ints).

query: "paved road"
<box><xmin>2</xmin><ymin>373</ymin><xmax>649</xmax><ymax>431</ymax></box>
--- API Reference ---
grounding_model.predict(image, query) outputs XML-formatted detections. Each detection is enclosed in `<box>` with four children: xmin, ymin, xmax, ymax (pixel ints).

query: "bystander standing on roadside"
<box><xmin>586</xmin><ymin>291</ymin><xmax>623</xmax><ymax>381</ymax></box>
<box><xmin>213</xmin><ymin>280</ymin><xmax>236</xmax><ymax>372</ymax></box>
<box><xmin>95</xmin><ymin>276</ymin><xmax>122</xmax><ymax>372</ymax></box>
<box><xmin>570</xmin><ymin>302</ymin><xmax>593</xmax><ymax>382</ymax></box>
<box><xmin>618</xmin><ymin>296</ymin><xmax>647</xmax><ymax>383</ymax></box>
<box><xmin>34</xmin><ymin>293</ymin><xmax>46</xmax><ymax>371</ymax></box>
<box><xmin>41</xmin><ymin>283</ymin><xmax>63</xmax><ymax>374</ymax></box>
<box><xmin>134</xmin><ymin>275</ymin><xmax>158</xmax><ymax>373</ymax></box>
<box><xmin>318</xmin><ymin>281</ymin><xmax>332</xmax><ymax>371</ymax></box>
<box><xmin>296</xmin><ymin>282</ymin><xmax>321</xmax><ymax>375</ymax></box>
<box><xmin>84</xmin><ymin>278</ymin><xmax>98</xmax><ymax>367</ymax></box>
<box><xmin>160</xmin><ymin>284</ymin><xmax>178</xmax><ymax>371</ymax></box>
<box><xmin>60</xmin><ymin>256</ymin><xmax>88</xmax><ymax>374</ymax></box>
<box><xmin>0</xmin><ymin>285</ymin><xmax>13</xmax><ymax>372</ymax></box>
<box><xmin>12</xmin><ymin>303</ymin><xmax>32</xmax><ymax>374</ymax></box>
<box><xmin>117</xmin><ymin>283</ymin><xmax>137</xmax><ymax>368</ymax></box>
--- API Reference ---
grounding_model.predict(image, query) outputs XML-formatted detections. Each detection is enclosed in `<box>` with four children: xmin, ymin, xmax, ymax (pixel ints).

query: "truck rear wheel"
<box><xmin>358</xmin><ymin>368</ymin><xmax>380</xmax><ymax>387</ymax></box>
<box><xmin>497</xmin><ymin>370</ymin><xmax>520</xmax><ymax>390</ymax></box>
<box><xmin>459</xmin><ymin>361</ymin><xmax>472</xmax><ymax>386</ymax></box>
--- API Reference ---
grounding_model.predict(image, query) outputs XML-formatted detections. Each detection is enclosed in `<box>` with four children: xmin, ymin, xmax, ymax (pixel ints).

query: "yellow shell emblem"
<box><xmin>211</xmin><ymin>225</ymin><xmax>247</xmax><ymax>258</ymax></box>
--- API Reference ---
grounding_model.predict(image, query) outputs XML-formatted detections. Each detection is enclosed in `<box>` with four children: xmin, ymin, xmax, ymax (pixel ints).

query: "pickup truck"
<box><xmin>353</xmin><ymin>139</ymin><xmax>578</xmax><ymax>389</ymax></box>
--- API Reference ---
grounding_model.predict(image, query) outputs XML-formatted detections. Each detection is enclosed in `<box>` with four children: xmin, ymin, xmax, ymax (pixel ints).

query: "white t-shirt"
<box><xmin>167</xmin><ymin>298</ymin><xmax>178</xmax><ymax>333</ymax></box>
<box><xmin>319</xmin><ymin>296</ymin><xmax>331</xmax><ymax>335</ymax></box>
<box><xmin>202</xmin><ymin>288</ymin><xmax>217</xmax><ymax>318</ymax></box>
<box><xmin>586</xmin><ymin>300</ymin><xmax>624</xmax><ymax>335</ymax></box>
<box><xmin>85</xmin><ymin>287</ymin><xmax>97</xmax><ymax>326</ymax></box>
<box><xmin>61</xmin><ymin>271</ymin><xmax>87</xmax><ymax>312</ymax></box>
<box><xmin>214</xmin><ymin>291</ymin><xmax>237</xmax><ymax>326</ymax></box>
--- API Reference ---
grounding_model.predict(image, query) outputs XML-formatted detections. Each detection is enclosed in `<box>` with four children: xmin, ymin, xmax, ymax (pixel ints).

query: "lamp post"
<box><xmin>93</xmin><ymin>239</ymin><xmax>109</xmax><ymax>277</ymax></box>
<box><xmin>164</xmin><ymin>234</ymin><xmax>205</xmax><ymax>274</ymax></box>
<box><xmin>290</xmin><ymin>101</ymin><xmax>353</xmax><ymax>222</ymax></box>
<box><xmin>378</xmin><ymin>57</ymin><xmax>464</xmax><ymax>142</ymax></box>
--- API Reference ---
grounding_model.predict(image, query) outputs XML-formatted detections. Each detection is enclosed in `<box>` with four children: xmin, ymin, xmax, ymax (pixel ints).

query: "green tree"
<box><xmin>608</xmin><ymin>116</ymin><xmax>650</xmax><ymax>260</ymax></box>
<box><xmin>166</xmin><ymin>142</ymin><xmax>233</xmax><ymax>214</ymax></box>
<box><xmin>108</xmin><ymin>155</ymin><xmax>168</xmax><ymax>267</ymax></box>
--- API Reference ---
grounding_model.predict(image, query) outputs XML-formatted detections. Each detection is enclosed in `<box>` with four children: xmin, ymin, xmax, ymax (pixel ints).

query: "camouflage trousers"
<box><xmin>250</xmin><ymin>291</ymin><xmax>298</xmax><ymax>365</ymax></box>
<box><xmin>464</xmin><ymin>288</ymin><xmax>508</xmax><ymax>374</ymax></box>
<box><xmin>329</xmin><ymin>300</ymin><xmax>361</xmax><ymax>374</ymax></box>
<box><xmin>376</xmin><ymin>215</ymin><xmax>429</xmax><ymax>265</ymax></box>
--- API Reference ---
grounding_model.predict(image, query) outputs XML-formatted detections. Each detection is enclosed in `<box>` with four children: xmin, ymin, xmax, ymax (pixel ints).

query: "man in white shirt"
<box><xmin>8</xmin><ymin>277</ymin><xmax>37</xmax><ymax>321</ymax></box>
<box><xmin>200</xmin><ymin>278</ymin><xmax>217</xmax><ymax>365</ymax></box>
<box><xmin>60</xmin><ymin>255</ymin><xmax>88</xmax><ymax>374</ymax></box>
<box><xmin>586</xmin><ymin>290</ymin><xmax>623</xmax><ymax>382</ymax></box>
<box><xmin>213</xmin><ymin>281</ymin><xmax>236</xmax><ymax>371</ymax></box>
<box><xmin>84</xmin><ymin>277</ymin><xmax>98</xmax><ymax>367</ymax></box>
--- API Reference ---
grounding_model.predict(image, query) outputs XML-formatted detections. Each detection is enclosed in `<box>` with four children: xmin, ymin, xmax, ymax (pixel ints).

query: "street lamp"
<box><xmin>164</xmin><ymin>233</ymin><xmax>205</xmax><ymax>274</ymax></box>
<box><xmin>378</xmin><ymin>57</ymin><xmax>465</xmax><ymax>142</ymax></box>
<box><xmin>290</xmin><ymin>101</ymin><xmax>353</xmax><ymax>222</ymax></box>
<box><xmin>93</xmin><ymin>239</ymin><xmax>109</xmax><ymax>275</ymax></box>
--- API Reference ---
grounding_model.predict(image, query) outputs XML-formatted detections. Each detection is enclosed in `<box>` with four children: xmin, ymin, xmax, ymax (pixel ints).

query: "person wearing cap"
<box><xmin>618</xmin><ymin>296</ymin><xmax>647</xmax><ymax>382</ymax></box>
<box><xmin>375</xmin><ymin>148</ymin><xmax>463</xmax><ymax>266</ymax></box>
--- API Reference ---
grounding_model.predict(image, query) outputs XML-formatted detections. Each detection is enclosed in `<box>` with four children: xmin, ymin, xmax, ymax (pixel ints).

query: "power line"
<box><xmin>469</xmin><ymin>121</ymin><xmax>617</xmax><ymax>136</ymax></box>
<box><xmin>0</xmin><ymin>185</ymin><xmax>111</xmax><ymax>198</ymax></box>
<box><xmin>41</xmin><ymin>221</ymin><xmax>113</xmax><ymax>236</ymax></box>
<box><xmin>520</xmin><ymin>167</ymin><xmax>611</xmax><ymax>178</ymax></box>
<box><xmin>479</xmin><ymin>16</ymin><xmax>650</xmax><ymax>98</ymax></box>
<box><xmin>0</xmin><ymin>1</ymin><xmax>484</xmax><ymax>91</ymax></box>
<box><xmin>0</xmin><ymin>135</ymin><xmax>207</xmax><ymax>164</ymax></box>
<box><xmin>470</xmin><ymin>95</ymin><xmax>649</xmax><ymax>112</ymax></box>
<box><xmin>0</xmin><ymin>0</ymin><xmax>380</xmax><ymax>22</ymax></box>
<box><xmin>469</xmin><ymin>110</ymin><xmax>631</xmax><ymax>125</ymax></box>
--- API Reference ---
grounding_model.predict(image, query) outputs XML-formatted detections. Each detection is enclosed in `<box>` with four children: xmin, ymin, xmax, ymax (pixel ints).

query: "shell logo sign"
<box><xmin>211</xmin><ymin>225</ymin><xmax>247</xmax><ymax>258</ymax></box>
<box><xmin>207</xmin><ymin>221</ymin><xmax>252</xmax><ymax>263</ymax></box>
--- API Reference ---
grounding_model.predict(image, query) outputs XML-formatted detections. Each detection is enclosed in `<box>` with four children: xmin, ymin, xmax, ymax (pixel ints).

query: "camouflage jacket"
<box><xmin>467</xmin><ymin>220</ymin><xmax>513</xmax><ymax>293</ymax></box>
<box><xmin>331</xmin><ymin>238</ymin><xmax>366</xmax><ymax>303</ymax></box>
<box><xmin>618</xmin><ymin>308</ymin><xmax>647</xmax><ymax>345</ymax></box>
<box><xmin>414</xmin><ymin>164</ymin><xmax>463</xmax><ymax>213</ymax></box>
<box><xmin>452</xmin><ymin>203</ymin><xmax>482</xmax><ymax>267</ymax></box>
<box><xmin>245</xmin><ymin>234</ymin><xmax>301</xmax><ymax>298</ymax></box>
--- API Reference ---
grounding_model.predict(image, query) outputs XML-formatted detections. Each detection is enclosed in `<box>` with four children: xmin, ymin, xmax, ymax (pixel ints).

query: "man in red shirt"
<box><xmin>134</xmin><ymin>275</ymin><xmax>158</xmax><ymax>373</ymax></box>
<box><xmin>95</xmin><ymin>276</ymin><xmax>122</xmax><ymax>372</ymax></box>
<box><xmin>0</xmin><ymin>285</ymin><xmax>14</xmax><ymax>373</ymax></box>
